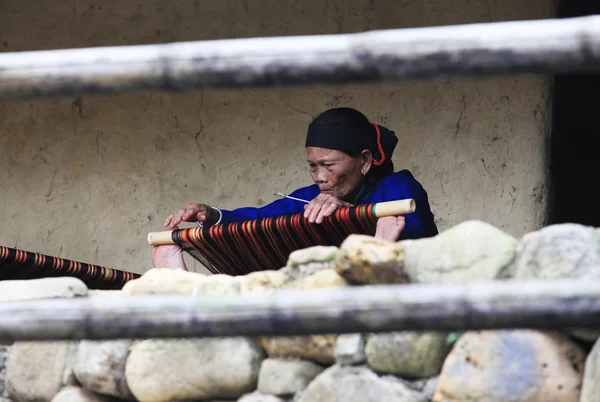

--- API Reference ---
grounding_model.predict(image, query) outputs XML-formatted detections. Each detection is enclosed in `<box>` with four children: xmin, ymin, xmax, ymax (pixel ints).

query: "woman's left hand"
<box><xmin>304</xmin><ymin>193</ymin><xmax>352</xmax><ymax>224</ymax></box>
<box><xmin>375</xmin><ymin>216</ymin><xmax>406</xmax><ymax>242</ymax></box>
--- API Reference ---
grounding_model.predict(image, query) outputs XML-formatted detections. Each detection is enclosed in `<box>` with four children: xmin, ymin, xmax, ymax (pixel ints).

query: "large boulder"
<box><xmin>512</xmin><ymin>224</ymin><xmax>600</xmax><ymax>280</ymax></box>
<box><xmin>404</xmin><ymin>220</ymin><xmax>517</xmax><ymax>283</ymax></box>
<box><xmin>0</xmin><ymin>277</ymin><xmax>87</xmax><ymax>301</ymax></box>
<box><xmin>365</xmin><ymin>332</ymin><xmax>452</xmax><ymax>379</ymax></box>
<box><xmin>73</xmin><ymin>340</ymin><xmax>133</xmax><ymax>399</ymax></box>
<box><xmin>125</xmin><ymin>337</ymin><xmax>264</xmax><ymax>402</ymax></box>
<box><xmin>257</xmin><ymin>358</ymin><xmax>324</xmax><ymax>396</ymax></box>
<box><xmin>512</xmin><ymin>223</ymin><xmax>600</xmax><ymax>341</ymax></box>
<box><xmin>6</xmin><ymin>341</ymin><xmax>78</xmax><ymax>402</ymax></box>
<box><xmin>432</xmin><ymin>330</ymin><xmax>585</xmax><ymax>402</ymax></box>
<box><xmin>295</xmin><ymin>365</ymin><xmax>426</xmax><ymax>402</ymax></box>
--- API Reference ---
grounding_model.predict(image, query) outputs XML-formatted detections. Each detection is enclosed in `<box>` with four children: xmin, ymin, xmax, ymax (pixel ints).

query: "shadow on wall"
<box><xmin>548</xmin><ymin>0</ymin><xmax>600</xmax><ymax>227</ymax></box>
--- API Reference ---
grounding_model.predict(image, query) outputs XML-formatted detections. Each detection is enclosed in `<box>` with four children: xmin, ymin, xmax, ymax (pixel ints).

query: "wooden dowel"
<box><xmin>0</xmin><ymin>16</ymin><xmax>599</xmax><ymax>100</ymax></box>
<box><xmin>0</xmin><ymin>279</ymin><xmax>599</xmax><ymax>341</ymax></box>
<box><xmin>373</xmin><ymin>199</ymin><xmax>416</xmax><ymax>217</ymax></box>
<box><xmin>147</xmin><ymin>231</ymin><xmax>175</xmax><ymax>246</ymax></box>
<box><xmin>147</xmin><ymin>199</ymin><xmax>415</xmax><ymax>245</ymax></box>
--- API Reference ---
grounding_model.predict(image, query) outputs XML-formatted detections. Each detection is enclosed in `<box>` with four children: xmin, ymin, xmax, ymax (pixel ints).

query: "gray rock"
<box><xmin>295</xmin><ymin>365</ymin><xmax>426</xmax><ymax>402</ymax></box>
<box><xmin>404</xmin><ymin>220</ymin><xmax>517</xmax><ymax>283</ymax></box>
<box><xmin>513</xmin><ymin>224</ymin><xmax>600</xmax><ymax>341</ymax></box>
<box><xmin>390</xmin><ymin>376</ymin><xmax>439</xmax><ymax>402</ymax></box>
<box><xmin>238</xmin><ymin>391</ymin><xmax>289</xmax><ymax>402</ymax></box>
<box><xmin>6</xmin><ymin>341</ymin><xmax>75</xmax><ymax>402</ymax></box>
<box><xmin>0</xmin><ymin>345</ymin><xmax>11</xmax><ymax>397</ymax></box>
<box><xmin>433</xmin><ymin>330</ymin><xmax>585</xmax><ymax>402</ymax></box>
<box><xmin>421</xmin><ymin>376</ymin><xmax>439</xmax><ymax>401</ymax></box>
<box><xmin>125</xmin><ymin>337</ymin><xmax>264</xmax><ymax>402</ymax></box>
<box><xmin>0</xmin><ymin>277</ymin><xmax>88</xmax><ymax>301</ymax></box>
<box><xmin>365</xmin><ymin>332</ymin><xmax>451</xmax><ymax>379</ymax></box>
<box><xmin>51</xmin><ymin>386</ymin><xmax>117</xmax><ymax>402</ymax></box>
<box><xmin>513</xmin><ymin>224</ymin><xmax>600</xmax><ymax>280</ymax></box>
<box><xmin>333</xmin><ymin>334</ymin><xmax>366</xmax><ymax>365</ymax></box>
<box><xmin>581</xmin><ymin>337</ymin><xmax>600</xmax><ymax>402</ymax></box>
<box><xmin>73</xmin><ymin>340</ymin><xmax>133</xmax><ymax>399</ymax></box>
<box><xmin>257</xmin><ymin>358</ymin><xmax>324</xmax><ymax>396</ymax></box>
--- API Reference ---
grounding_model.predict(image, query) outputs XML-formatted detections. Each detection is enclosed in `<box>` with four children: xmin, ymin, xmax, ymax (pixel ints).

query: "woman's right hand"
<box><xmin>163</xmin><ymin>203</ymin><xmax>219</xmax><ymax>229</ymax></box>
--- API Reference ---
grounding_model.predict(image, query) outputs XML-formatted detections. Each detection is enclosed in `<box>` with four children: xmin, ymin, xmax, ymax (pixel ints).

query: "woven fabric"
<box><xmin>173</xmin><ymin>204</ymin><xmax>377</xmax><ymax>275</ymax></box>
<box><xmin>0</xmin><ymin>246</ymin><xmax>140</xmax><ymax>290</ymax></box>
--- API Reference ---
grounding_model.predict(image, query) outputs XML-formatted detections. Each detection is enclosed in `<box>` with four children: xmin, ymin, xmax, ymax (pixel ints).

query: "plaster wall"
<box><xmin>0</xmin><ymin>0</ymin><xmax>554</xmax><ymax>273</ymax></box>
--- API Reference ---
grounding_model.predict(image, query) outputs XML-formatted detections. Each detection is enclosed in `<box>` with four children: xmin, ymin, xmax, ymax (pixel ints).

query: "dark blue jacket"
<box><xmin>220</xmin><ymin>169</ymin><xmax>438</xmax><ymax>240</ymax></box>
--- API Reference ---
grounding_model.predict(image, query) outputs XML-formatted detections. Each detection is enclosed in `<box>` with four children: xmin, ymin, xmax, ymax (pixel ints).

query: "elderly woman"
<box><xmin>153</xmin><ymin>107</ymin><xmax>437</xmax><ymax>269</ymax></box>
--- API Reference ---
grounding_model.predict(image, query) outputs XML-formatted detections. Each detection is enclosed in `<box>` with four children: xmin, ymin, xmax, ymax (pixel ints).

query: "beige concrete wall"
<box><xmin>0</xmin><ymin>0</ymin><xmax>555</xmax><ymax>274</ymax></box>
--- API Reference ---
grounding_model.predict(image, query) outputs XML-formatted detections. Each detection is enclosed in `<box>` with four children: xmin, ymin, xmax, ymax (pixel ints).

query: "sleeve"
<box><xmin>383</xmin><ymin>173</ymin><xmax>438</xmax><ymax>241</ymax></box>
<box><xmin>218</xmin><ymin>185</ymin><xmax>318</xmax><ymax>224</ymax></box>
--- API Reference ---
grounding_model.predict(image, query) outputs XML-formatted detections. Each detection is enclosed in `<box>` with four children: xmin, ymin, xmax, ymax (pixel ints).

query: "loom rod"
<box><xmin>147</xmin><ymin>199</ymin><xmax>416</xmax><ymax>246</ymax></box>
<box><xmin>0</xmin><ymin>279</ymin><xmax>599</xmax><ymax>341</ymax></box>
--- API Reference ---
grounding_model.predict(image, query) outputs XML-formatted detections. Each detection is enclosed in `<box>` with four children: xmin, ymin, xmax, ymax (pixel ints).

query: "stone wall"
<box><xmin>0</xmin><ymin>0</ymin><xmax>554</xmax><ymax>275</ymax></box>
<box><xmin>2</xmin><ymin>220</ymin><xmax>600</xmax><ymax>402</ymax></box>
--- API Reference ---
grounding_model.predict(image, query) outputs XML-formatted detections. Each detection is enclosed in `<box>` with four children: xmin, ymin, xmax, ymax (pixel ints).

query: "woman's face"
<box><xmin>306</xmin><ymin>147</ymin><xmax>372</xmax><ymax>200</ymax></box>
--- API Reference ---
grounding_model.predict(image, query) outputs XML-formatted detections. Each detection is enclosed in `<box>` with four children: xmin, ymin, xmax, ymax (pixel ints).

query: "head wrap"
<box><xmin>305</xmin><ymin>120</ymin><xmax>398</xmax><ymax>165</ymax></box>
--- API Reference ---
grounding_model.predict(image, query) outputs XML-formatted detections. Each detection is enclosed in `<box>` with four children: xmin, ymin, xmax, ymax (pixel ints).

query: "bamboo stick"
<box><xmin>0</xmin><ymin>279</ymin><xmax>599</xmax><ymax>341</ymax></box>
<box><xmin>0</xmin><ymin>16</ymin><xmax>599</xmax><ymax>100</ymax></box>
<box><xmin>147</xmin><ymin>199</ymin><xmax>416</xmax><ymax>246</ymax></box>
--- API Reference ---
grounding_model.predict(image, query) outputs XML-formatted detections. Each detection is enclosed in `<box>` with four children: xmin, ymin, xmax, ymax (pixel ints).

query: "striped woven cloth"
<box><xmin>172</xmin><ymin>203</ymin><xmax>378</xmax><ymax>275</ymax></box>
<box><xmin>0</xmin><ymin>246</ymin><xmax>140</xmax><ymax>290</ymax></box>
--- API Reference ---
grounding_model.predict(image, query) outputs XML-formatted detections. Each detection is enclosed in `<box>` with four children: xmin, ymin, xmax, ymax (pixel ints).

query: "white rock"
<box><xmin>125</xmin><ymin>337</ymin><xmax>264</xmax><ymax>402</ymax></box>
<box><xmin>51</xmin><ymin>386</ymin><xmax>116</xmax><ymax>402</ymax></box>
<box><xmin>257</xmin><ymin>358</ymin><xmax>324</xmax><ymax>396</ymax></box>
<box><xmin>73</xmin><ymin>340</ymin><xmax>133</xmax><ymax>399</ymax></box>
<box><xmin>6</xmin><ymin>341</ymin><xmax>77</xmax><ymax>402</ymax></box>
<box><xmin>0</xmin><ymin>277</ymin><xmax>87</xmax><ymax>301</ymax></box>
<box><xmin>296</xmin><ymin>365</ymin><xmax>426</xmax><ymax>402</ymax></box>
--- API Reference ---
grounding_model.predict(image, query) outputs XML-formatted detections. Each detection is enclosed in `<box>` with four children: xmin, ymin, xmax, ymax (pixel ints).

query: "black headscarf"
<box><xmin>305</xmin><ymin>108</ymin><xmax>398</xmax><ymax>182</ymax></box>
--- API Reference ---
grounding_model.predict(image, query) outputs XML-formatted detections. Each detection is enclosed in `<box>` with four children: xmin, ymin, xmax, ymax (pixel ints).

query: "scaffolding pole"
<box><xmin>0</xmin><ymin>279</ymin><xmax>599</xmax><ymax>341</ymax></box>
<box><xmin>0</xmin><ymin>16</ymin><xmax>599</xmax><ymax>100</ymax></box>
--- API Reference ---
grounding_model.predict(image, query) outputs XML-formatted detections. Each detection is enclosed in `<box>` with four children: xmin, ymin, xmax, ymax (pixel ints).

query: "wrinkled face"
<box><xmin>306</xmin><ymin>147</ymin><xmax>372</xmax><ymax>200</ymax></box>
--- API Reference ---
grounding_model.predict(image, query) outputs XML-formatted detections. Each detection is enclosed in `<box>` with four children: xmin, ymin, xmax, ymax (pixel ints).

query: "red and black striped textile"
<box><xmin>172</xmin><ymin>203</ymin><xmax>378</xmax><ymax>275</ymax></box>
<box><xmin>0</xmin><ymin>246</ymin><xmax>140</xmax><ymax>290</ymax></box>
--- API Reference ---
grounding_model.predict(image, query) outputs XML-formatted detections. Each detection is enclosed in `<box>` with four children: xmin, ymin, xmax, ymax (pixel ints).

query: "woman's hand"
<box><xmin>151</xmin><ymin>244</ymin><xmax>188</xmax><ymax>270</ymax></box>
<box><xmin>164</xmin><ymin>203</ymin><xmax>219</xmax><ymax>229</ymax></box>
<box><xmin>304</xmin><ymin>193</ymin><xmax>352</xmax><ymax>224</ymax></box>
<box><xmin>375</xmin><ymin>216</ymin><xmax>406</xmax><ymax>242</ymax></box>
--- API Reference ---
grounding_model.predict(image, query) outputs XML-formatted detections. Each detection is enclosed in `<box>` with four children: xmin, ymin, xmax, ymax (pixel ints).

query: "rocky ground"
<box><xmin>1</xmin><ymin>220</ymin><xmax>600</xmax><ymax>401</ymax></box>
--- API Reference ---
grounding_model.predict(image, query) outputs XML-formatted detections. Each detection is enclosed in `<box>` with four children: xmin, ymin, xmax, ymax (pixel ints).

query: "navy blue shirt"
<box><xmin>220</xmin><ymin>169</ymin><xmax>438</xmax><ymax>241</ymax></box>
